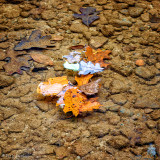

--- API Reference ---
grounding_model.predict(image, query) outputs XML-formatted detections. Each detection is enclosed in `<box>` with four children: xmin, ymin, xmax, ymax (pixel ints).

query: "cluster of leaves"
<box><xmin>63</xmin><ymin>46</ymin><xmax>111</xmax><ymax>75</ymax></box>
<box><xmin>37</xmin><ymin>75</ymin><xmax>101</xmax><ymax>116</ymax></box>
<box><xmin>2</xmin><ymin>30</ymin><xmax>63</xmax><ymax>75</ymax></box>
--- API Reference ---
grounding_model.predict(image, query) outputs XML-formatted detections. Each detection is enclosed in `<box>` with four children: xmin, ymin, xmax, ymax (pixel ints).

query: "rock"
<box><xmin>89</xmin><ymin>36</ymin><xmax>108</xmax><ymax>48</ymax></box>
<box><xmin>2</xmin><ymin>5</ymin><xmax>21</xmax><ymax>18</ymax></box>
<box><xmin>33</xmin><ymin>144</ymin><xmax>55</xmax><ymax>155</ymax></box>
<box><xmin>134</xmin><ymin>97</ymin><xmax>160</xmax><ymax>109</ymax></box>
<box><xmin>146</xmin><ymin>120</ymin><xmax>157</xmax><ymax>129</ymax></box>
<box><xmin>129</xmin><ymin>7</ymin><xmax>144</xmax><ymax>17</ymax></box>
<box><xmin>1</xmin><ymin>119</ymin><xmax>25</xmax><ymax>132</ymax></box>
<box><xmin>140</xmin><ymin>130</ymin><xmax>157</xmax><ymax>144</ymax></box>
<box><xmin>135</xmin><ymin>66</ymin><xmax>156</xmax><ymax>79</ymax></box>
<box><xmin>89</xmin><ymin>122</ymin><xmax>110</xmax><ymax>137</ymax></box>
<box><xmin>112</xmin><ymin>18</ymin><xmax>132</xmax><ymax>27</ymax></box>
<box><xmin>100</xmin><ymin>25</ymin><xmax>114</xmax><ymax>37</ymax></box>
<box><xmin>108</xmin><ymin>113</ymin><xmax>120</xmax><ymax>125</ymax></box>
<box><xmin>1</xmin><ymin>98</ymin><xmax>25</xmax><ymax>110</ymax></box>
<box><xmin>55</xmin><ymin>146</ymin><xmax>69</xmax><ymax>159</ymax></box>
<box><xmin>0</xmin><ymin>33</ymin><xmax>7</xmax><ymax>42</ymax></box>
<box><xmin>41</xmin><ymin>10</ymin><xmax>56</xmax><ymax>20</ymax></box>
<box><xmin>53</xmin><ymin>61</ymin><xmax>64</xmax><ymax>71</ymax></box>
<box><xmin>0</xmin><ymin>42</ymin><xmax>10</xmax><ymax>49</ymax></box>
<box><xmin>111</xmin><ymin>94</ymin><xmax>127</xmax><ymax>105</ymax></box>
<box><xmin>118</xmin><ymin>107</ymin><xmax>134</xmax><ymax>117</ymax></box>
<box><xmin>110</xmin><ymin>79</ymin><xmax>131</xmax><ymax>94</ymax></box>
<box><xmin>0</xmin><ymin>74</ymin><xmax>14</xmax><ymax>87</ymax></box>
<box><xmin>155</xmin><ymin>135</ymin><xmax>160</xmax><ymax>156</ymax></box>
<box><xmin>97</xmin><ymin>0</ymin><xmax>107</xmax><ymax>5</ymax></box>
<box><xmin>70</xmin><ymin>21</ymin><xmax>88</xmax><ymax>33</ymax></box>
<box><xmin>74</xmin><ymin>138</ymin><xmax>93</xmax><ymax>156</ymax></box>
<box><xmin>7</xmin><ymin>84</ymin><xmax>31</xmax><ymax>98</ymax></box>
<box><xmin>111</xmin><ymin>57</ymin><xmax>134</xmax><ymax>76</ymax></box>
<box><xmin>28</xmin><ymin>117</ymin><xmax>42</xmax><ymax>129</ymax></box>
<box><xmin>35</xmin><ymin>101</ymin><xmax>50</xmax><ymax>112</ymax></box>
<box><xmin>150</xmin><ymin>110</ymin><xmax>160</xmax><ymax>120</ymax></box>
<box><xmin>141</xmin><ymin>13</ymin><xmax>150</xmax><ymax>22</ymax></box>
<box><xmin>108</xmin><ymin>135</ymin><xmax>129</xmax><ymax>149</ymax></box>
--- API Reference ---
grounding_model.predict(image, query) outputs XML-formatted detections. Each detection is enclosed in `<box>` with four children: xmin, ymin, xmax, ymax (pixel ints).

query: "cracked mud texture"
<box><xmin>0</xmin><ymin>0</ymin><xmax>160</xmax><ymax>160</ymax></box>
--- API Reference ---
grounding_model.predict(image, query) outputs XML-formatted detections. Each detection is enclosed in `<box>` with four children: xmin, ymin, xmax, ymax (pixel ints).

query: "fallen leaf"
<box><xmin>73</xmin><ymin>7</ymin><xmax>100</xmax><ymax>26</ymax></box>
<box><xmin>2</xmin><ymin>48</ymin><xmax>31</xmax><ymax>75</ymax></box>
<box><xmin>75</xmin><ymin>74</ymin><xmax>93</xmax><ymax>86</ymax></box>
<box><xmin>79</xmin><ymin>79</ymin><xmax>101</xmax><ymax>95</ymax></box>
<box><xmin>63</xmin><ymin>51</ymin><xmax>81</xmax><ymax>63</ymax></box>
<box><xmin>48</xmin><ymin>76</ymin><xmax>68</xmax><ymax>85</ymax></box>
<box><xmin>63</xmin><ymin>88</ymin><xmax>87</xmax><ymax>116</ymax></box>
<box><xmin>85</xmin><ymin>46</ymin><xmax>111</xmax><ymax>68</ymax></box>
<box><xmin>78</xmin><ymin>60</ymin><xmax>104</xmax><ymax>75</ymax></box>
<box><xmin>14</xmin><ymin>30</ymin><xmax>55</xmax><ymax>50</ymax></box>
<box><xmin>37</xmin><ymin>76</ymin><xmax>68</xmax><ymax>96</ymax></box>
<box><xmin>69</xmin><ymin>45</ymin><xmax>84</xmax><ymax>50</ymax></box>
<box><xmin>29</xmin><ymin>52</ymin><xmax>54</xmax><ymax>65</ymax></box>
<box><xmin>80</xmin><ymin>98</ymin><xmax>101</xmax><ymax>112</ymax></box>
<box><xmin>63</xmin><ymin>61</ymin><xmax>80</xmax><ymax>71</ymax></box>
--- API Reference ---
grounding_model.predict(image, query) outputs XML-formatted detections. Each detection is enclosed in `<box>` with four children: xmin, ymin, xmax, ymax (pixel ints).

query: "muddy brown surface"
<box><xmin>0</xmin><ymin>0</ymin><xmax>160</xmax><ymax>160</ymax></box>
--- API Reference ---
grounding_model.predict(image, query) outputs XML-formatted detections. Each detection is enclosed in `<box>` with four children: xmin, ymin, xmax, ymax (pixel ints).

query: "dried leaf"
<box><xmin>80</xmin><ymin>98</ymin><xmax>101</xmax><ymax>112</ymax></box>
<box><xmin>63</xmin><ymin>88</ymin><xmax>87</xmax><ymax>116</ymax></box>
<box><xmin>14</xmin><ymin>30</ymin><xmax>54</xmax><ymax>50</ymax></box>
<box><xmin>2</xmin><ymin>48</ymin><xmax>31</xmax><ymax>75</ymax></box>
<box><xmin>69</xmin><ymin>45</ymin><xmax>84</xmax><ymax>50</ymax></box>
<box><xmin>37</xmin><ymin>76</ymin><xmax>68</xmax><ymax>96</ymax></box>
<box><xmin>79</xmin><ymin>79</ymin><xmax>101</xmax><ymax>95</ymax></box>
<box><xmin>73</xmin><ymin>7</ymin><xmax>100</xmax><ymax>26</ymax></box>
<box><xmin>63</xmin><ymin>61</ymin><xmax>80</xmax><ymax>71</ymax></box>
<box><xmin>29</xmin><ymin>52</ymin><xmax>54</xmax><ymax>66</ymax></box>
<box><xmin>85</xmin><ymin>46</ymin><xmax>111</xmax><ymax>68</ymax></box>
<box><xmin>75</xmin><ymin>74</ymin><xmax>93</xmax><ymax>86</ymax></box>
<box><xmin>78</xmin><ymin>60</ymin><xmax>104</xmax><ymax>75</ymax></box>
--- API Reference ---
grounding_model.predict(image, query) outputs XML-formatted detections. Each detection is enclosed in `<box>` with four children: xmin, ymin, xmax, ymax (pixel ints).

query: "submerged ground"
<box><xmin>0</xmin><ymin>0</ymin><xmax>160</xmax><ymax>159</ymax></box>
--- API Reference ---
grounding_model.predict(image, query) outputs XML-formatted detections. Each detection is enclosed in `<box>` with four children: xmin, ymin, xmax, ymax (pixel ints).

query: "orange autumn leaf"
<box><xmin>75</xmin><ymin>74</ymin><xmax>93</xmax><ymax>86</ymax></box>
<box><xmin>63</xmin><ymin>88</ymin><xmax>101</xmax><ymax>116</ymax></box>
<box><xmin>37</xmin><ymin>76</ymin><xmax>68</xmax><ymax>96</ymax></box>
<box><xmin>80</xmin><ymin>97</ymin><xmax>100</xmax><ymax>112</ymax></box>
<box><xmin>63</xmin><ymin>88</ymin><xmax>87</xmax><ymax>116</ymax></box>
<box><xmin>48</xmin><ymin>76</ymin><xmax>68</xmax><ymax>85</ymax></box>
<box><xmin>85</xmin><ymin>46</ymin><xmax>111</xmax><ymax>68</ymax></box>
<box><xmin>80</xmin><ymin>101</ymin><xmax>101</xmax><ymax>112</ymax></box>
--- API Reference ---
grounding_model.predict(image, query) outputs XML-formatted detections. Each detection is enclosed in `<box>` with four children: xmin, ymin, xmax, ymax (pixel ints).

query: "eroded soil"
<box><xmin>0</xmin><ymin>0</ymin><xmax>160</xmax><ymax>159</ymax></box>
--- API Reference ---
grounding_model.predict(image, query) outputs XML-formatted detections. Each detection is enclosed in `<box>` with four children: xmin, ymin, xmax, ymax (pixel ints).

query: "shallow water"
<box><xmin>0</xmin><ymin>0</ymin><xmax>160</xmax><ymax>159</ymax></box>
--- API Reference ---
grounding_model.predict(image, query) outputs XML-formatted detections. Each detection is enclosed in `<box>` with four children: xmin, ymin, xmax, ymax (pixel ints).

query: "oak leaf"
<box><xmin>63</xmin><ymin>88</ymin><xmax>87</xmax><ymax>116</ymax></box>
<box><xmin>29</xmin><ymin>52</ymin><xmax>54</xmax><ymax>66</ymax></box>
<box><xmin>75</xmin><ymin>74</ymin><xmax>93</xmax><ymax>86</ymax></box>
<box><xmin>79</xmin><ymin>79</ymin><xmax>101</xmax><ymax>95</ymax></box>
<box><xmin>85</xmin><ymin>46</ymin><xmax>111</xmax><ymax>68</ymax></box>
<box><xmin>37</xmin><ymin>76</ymin><xmax>68</xmax><ymax>96</ymax></box>
<box><xmin>80</xmin><ymin>98</ymin><xmax>101</xmax><ymax>112</ymax></box>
